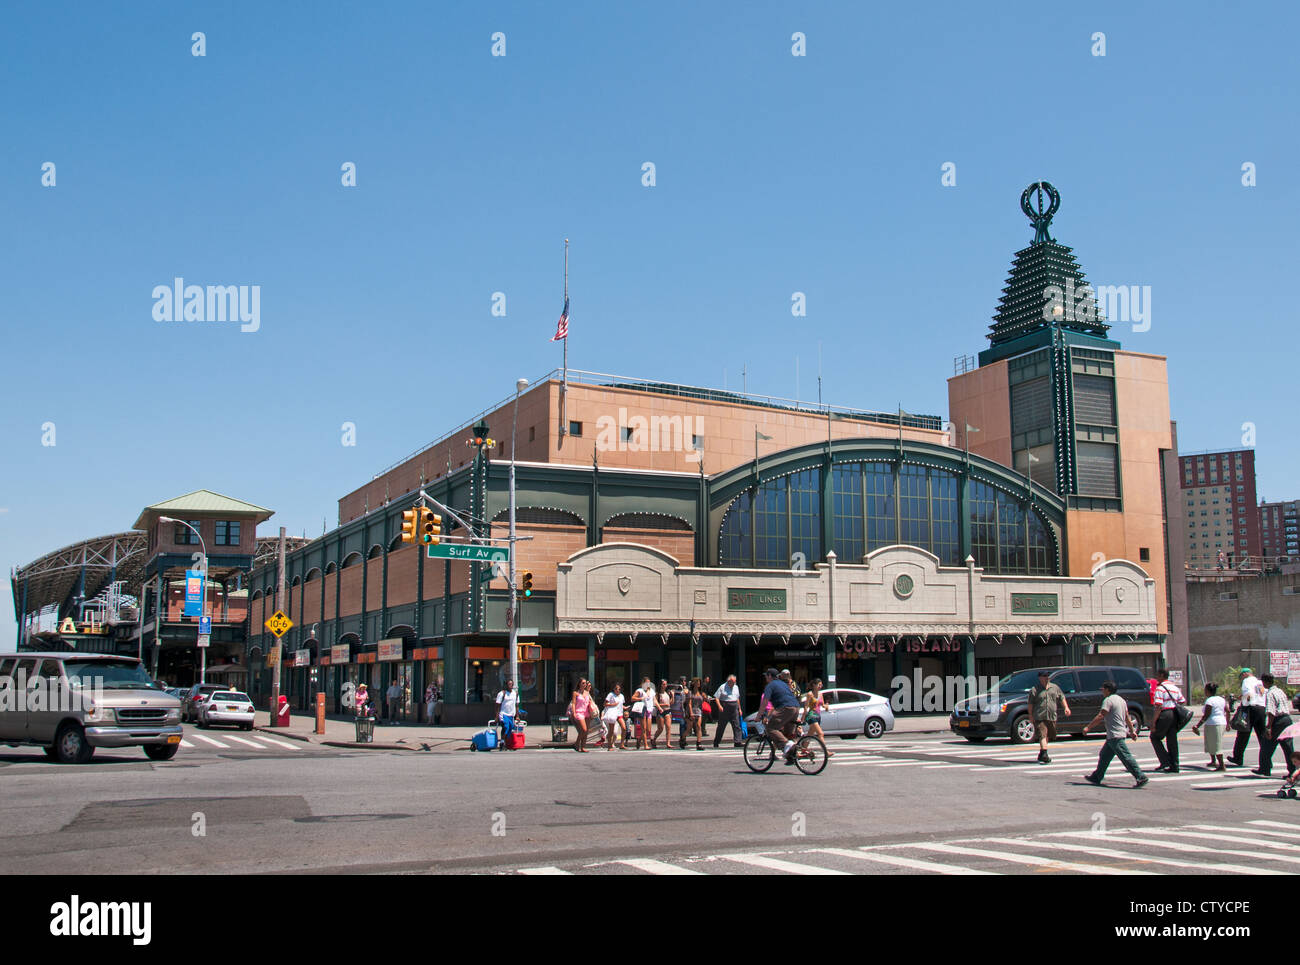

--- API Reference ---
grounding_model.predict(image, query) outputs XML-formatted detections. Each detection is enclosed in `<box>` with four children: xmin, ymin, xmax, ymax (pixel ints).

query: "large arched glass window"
<box><xmin>719</xmin><ymin>491</ymin><xmax>752</xmax><ymax>568</ymax></box>
<box><xmin>864</xmin><ymin>463</ymin><xmax>896</xmax><ymax>550</ymax></box>
<box><xmin>718</xmin><ymin>459</ymin><xmax>1055</xmax><ymax>574</ymax></box>
<box><xmin>830</xmin><ymin>465</ymin><xmax>864</xmax><ymax>563</ymax></box>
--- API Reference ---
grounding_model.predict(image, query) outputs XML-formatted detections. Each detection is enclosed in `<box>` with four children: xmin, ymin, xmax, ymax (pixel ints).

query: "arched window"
<box><xmin>341</xmin><ymin>552</ymin><xmax>362</xmax><ymax>569</ymax></box>
<box><xmin>720</xmin><ymin>459</ymin><xmax>1056</xmax><ymax>574</ymax></box>
<box><xmin>324</xmin><ymin>561</ymin><xmax>338</xmax><ymax>575</ymax></box>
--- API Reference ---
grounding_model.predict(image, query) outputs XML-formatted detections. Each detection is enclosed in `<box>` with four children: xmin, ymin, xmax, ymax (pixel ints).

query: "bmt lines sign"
<box><xmin>727</xmin><ymin>588</ymin><xmax>787</xmax><ymax>611</ymax></box>
<box><xmin>1011</xmin><ymin>593</ymin><xmax>1059</xmax><ymax>615</ymax></box>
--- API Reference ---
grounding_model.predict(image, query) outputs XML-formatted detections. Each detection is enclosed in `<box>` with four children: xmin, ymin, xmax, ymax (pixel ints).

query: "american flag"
<box><xmin>550</xmin><ymin>296</ymin><xmax>569</xmax><ymax>342</ymax></box>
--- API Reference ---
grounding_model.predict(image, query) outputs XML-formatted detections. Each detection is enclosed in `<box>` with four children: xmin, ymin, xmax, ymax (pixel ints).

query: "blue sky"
<box><xmin>3</xmin><ymin>1</ymin><xmax>1297</xmax><ymax>645</ymax></box>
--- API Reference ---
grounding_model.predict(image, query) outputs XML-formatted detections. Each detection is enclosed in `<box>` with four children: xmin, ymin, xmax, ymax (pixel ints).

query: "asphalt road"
<box><xmin>2</xmin><ymin>729</ymin><xmax>1297</xmax><ymax>875</ymax></box>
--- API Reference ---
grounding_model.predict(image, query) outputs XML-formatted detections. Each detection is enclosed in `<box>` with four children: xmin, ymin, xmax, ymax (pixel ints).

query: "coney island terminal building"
<box><xmin>232</xmin><ymin>183</ymin><xmax>1186</xmax><ymax>724</ymax></box>
<box><xmin>9</xmin><ymin>184</ymin><xmax>1187</xmax><ymax>723</ymax></box>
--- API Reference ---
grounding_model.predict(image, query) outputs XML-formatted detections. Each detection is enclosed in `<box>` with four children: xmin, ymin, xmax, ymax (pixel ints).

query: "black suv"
<box><xmin>949</xmin><ymin>666</ymin><xmax>1155</xmax><ymax>744</ymax></box>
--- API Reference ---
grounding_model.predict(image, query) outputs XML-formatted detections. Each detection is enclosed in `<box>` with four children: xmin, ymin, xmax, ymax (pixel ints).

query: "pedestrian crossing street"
<box><xmin>543</xmin><ymin>735</ymin><xmax>1286</xmax><ymax>791</ymax></box>
<box><xmin>178</xmin><ymin>729</ymin><xmax>316</xmax><ymax>753</ymax></box>
<box><xmin>512</xmin><ymin>819</ymin><xmax>1300</xmax><ymax>875</ymax></box>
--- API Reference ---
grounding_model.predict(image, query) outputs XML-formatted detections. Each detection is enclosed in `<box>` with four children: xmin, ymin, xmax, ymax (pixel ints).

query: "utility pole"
<box><xmin>510</xmin><ymin>378</ymin><xmax>527</xmax><ymax>703</ymax></box>
<box><xmin>272</xmin><ymin>526</ymin><xmax>285</xmax><ymax>721</ymax></box>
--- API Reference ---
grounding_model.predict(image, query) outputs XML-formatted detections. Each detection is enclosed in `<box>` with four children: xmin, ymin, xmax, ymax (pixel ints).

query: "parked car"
<box><xmin>182</xmin><ymin>683</ymin><xmax>227</xmax><ymax>723</ymax></box>
<box><xmin>949</xmin><ymin>666</ymin><xmax>1155</xmax><ymax>743</ymax></box>
<box><xmin>0</xmin><ymin>652</ymin><xmax>182</xmax><ymax>763</ymax></box>
<box><xmin>745</xmin><ymin>688</ymin><xmax>895</xmax><ymax>739</ymax></box>
<box><xmin>198</xmin><ymin>691</ymin><xmax>255</xmax><ymax>730</ymax></box>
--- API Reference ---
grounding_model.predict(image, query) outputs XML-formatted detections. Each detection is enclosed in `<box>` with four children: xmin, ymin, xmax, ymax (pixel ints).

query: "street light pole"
<box><xmin>509</xmin><ymin>378</ymin><xmax>528</xmax><ymax>704</ymax></box>
<box><xmin>160</xmin><ymin>516</ymin><xmax>207</xmax><ymax>683</ymax></box>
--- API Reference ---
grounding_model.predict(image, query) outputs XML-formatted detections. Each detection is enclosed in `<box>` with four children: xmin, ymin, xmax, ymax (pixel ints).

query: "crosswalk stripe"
<box><xmin>979</xmin><ymin>837</ymin><xmax>1278</xmax><ymax>875</ymax></box>
<box><xmin>1053</xmin><ymin>831</ymin><xmax>1300</xmax><ymax>867</ymax></box>
<box><xmin>817</xmin><ymin>847</ymin><xmax>998</xmax><ymax>875</ymax></box>
<box><xmin>189</xmin><ymin>734</ymin><xmax>230</xmax><ymax>748</ymax></box>
<box><xmin>722</xmin><ymin>854</ymin><xmax>850</xmax><ymax>875</ymax></box>
<box><xmin>906</xmin><ymin>842</ymin><xmax>1154</xmax><ymax>875</ymax></box>
<box><xmin>921</xmin><ymin>763</ymin><xmax>979</xmax><ymax>769</ymax></box>
<box><xmin>517</xmin><ymin>866</ymin><xmax>573</xmax><ymax>875</ymax></box>
<box><xmin>1189</xmin><ymin>824</ymin><xmax>1300</xmax><ymax>841</ymax></box>
<box><xmin>612</xmin><ymin>858</ymin><xmax>704</xmax><ymax>875</ymax></box>
<box><xmin>1249</xmin><ymin>820</ymin><xmax>1300</xmax><ymax>831</ymax></box>
<box><xmin>223</xmin><ymin>735</ymin><xmax>264</xmax><ymax>748</ymax></box>
<box><xmin>179</xmin><ymin>739</ymin><xmax>194</xmax><ymax>748</ymax></box>
<box><xmin>251</xmin><ymin>735</ymin><xmax>302</xmax><ymax>750</ymax></box>
<box><xmin>1135</xmin><ymin>829</ymin><xmax>1300</xmax><ymax>854</ymax></box>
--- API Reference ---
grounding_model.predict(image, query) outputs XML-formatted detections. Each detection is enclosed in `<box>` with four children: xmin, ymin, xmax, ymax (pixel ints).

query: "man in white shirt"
<box><xmin>1228</xmin><ymin>668</ymin><xmax>1268</xmax><ymax>768</ymax></box>
<box><xmin>495</xmin><ymin>679</ymin><xmax>519</xmax><ymax>749</ymax></box>
<box><xmin>712</xmin><ymin>674</ymin><xmax>744</xmax><ymax>748</ymax></box>
<box><xmin>1257</xmin><ymin>673</ymin><xmax>1295</xmax><ymax>777</ymax></box>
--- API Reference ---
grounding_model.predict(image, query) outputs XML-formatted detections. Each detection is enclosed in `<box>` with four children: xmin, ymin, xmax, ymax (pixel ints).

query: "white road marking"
<box><xmin>979</xmin><ymin>837</ymin><xmax>1277</xmax><ymax>875</ymax></box>
<box><xmin>222</xmin><ymin>735</ymin><xmax>265</xmax><ymax>748</ymax></box>
<box><xmin>1249</xmin><ymin>820</ymin><xmax>1300</xmax><ymax>831</ymax></box>
<box><xmin>1189</xmin><ymin>823</ymin><xmax>1300</xmax><ymax>842</ymax></box>
<box><xmin>252</xmin><ymin>735</ymin><xmax>302</xmax><ymax>750</ymax></box>
<box><xmin>612</xmin><ymin>858</ymin><xmax>705</xmax><ymax>875</ymax></box>
<box><xmin>722</xmin><ymin>854</ymin><xmax>850</xmax><ymax>875</ymax></box>
<box><xmin>906</xmin><ymin>842</ymin><xmax>1154</xmax><ymax>874</ymax></box>
<box><xmin>517</xmin><ymin>866</ymin><xmax>573</xmax><ymax>875</ymax></box>
<box><xmin>1052</xmin><ymin>831</ymin><xmax>1300</xmax><ymax>867</ymax></box>
<box><xmin>188</xmin><ymin>734</ymin><xmax>230</xmax><ymax>748</ymax></box>
<box><xmin>819</xmin><ymin>847</ymin><xmax>998</xmax><ymax>875</ymax></box>
<box><xmin>179</xmin><ymin>739</ymin><xmax>195</xmax><ymax>748</ymax></box>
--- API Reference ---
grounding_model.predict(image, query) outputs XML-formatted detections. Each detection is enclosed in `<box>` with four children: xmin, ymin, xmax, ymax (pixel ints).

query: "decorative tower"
<box><xmin>979</xmin><ymin>182</ymin><xmax>1122</xmax><ymax>507</ymax></box>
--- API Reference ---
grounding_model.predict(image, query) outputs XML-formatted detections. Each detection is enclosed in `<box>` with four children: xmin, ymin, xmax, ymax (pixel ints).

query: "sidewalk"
<box><xmin>254</xmin><ymin>709</ymin><xmax>955</xmax><ymax>752</ymax></box>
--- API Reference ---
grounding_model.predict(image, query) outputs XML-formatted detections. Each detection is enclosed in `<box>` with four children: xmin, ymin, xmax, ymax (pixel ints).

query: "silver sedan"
<box><xmin>746</xmin><ymin>688</ymin><xmax>896</xmax><ymax>739</ymax></box>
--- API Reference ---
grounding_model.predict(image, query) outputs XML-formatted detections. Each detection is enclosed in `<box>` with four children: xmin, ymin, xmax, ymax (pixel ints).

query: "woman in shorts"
<box><xmin>804</xmin><ymin>679</ymin><xmax>833</xmax><ymax>757</ymax></box>
<box><xmin>651</xmin><ymin>679</ymin><xmax>671</xmax><ymax>748</ymax></box>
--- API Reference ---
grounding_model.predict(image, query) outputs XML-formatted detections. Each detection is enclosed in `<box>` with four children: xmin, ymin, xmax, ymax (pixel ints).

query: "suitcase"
<box><xmin>504</xmin><ymin>731</ymin><xmax>525</xmax><ymax>750</ymax></box>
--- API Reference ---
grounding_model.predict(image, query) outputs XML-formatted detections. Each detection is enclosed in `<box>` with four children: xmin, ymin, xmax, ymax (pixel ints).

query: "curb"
<box><xmin>321</xmin><ymin>740</ymin><xmax>420</xmax><ymax>750</ymax></box>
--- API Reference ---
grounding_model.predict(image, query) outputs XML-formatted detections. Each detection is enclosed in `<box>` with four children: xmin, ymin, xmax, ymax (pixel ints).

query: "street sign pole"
<box><xmin>272</xmin><ymin>526</ymin><xmax>286</xmax><ymax>726</ymax></box>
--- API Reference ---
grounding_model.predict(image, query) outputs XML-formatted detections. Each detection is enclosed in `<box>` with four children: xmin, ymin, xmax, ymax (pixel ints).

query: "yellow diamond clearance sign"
<box><xmin>265</xmin><ymin>610</ymin><xmax>293</xmax><ymax>638</ymax></box>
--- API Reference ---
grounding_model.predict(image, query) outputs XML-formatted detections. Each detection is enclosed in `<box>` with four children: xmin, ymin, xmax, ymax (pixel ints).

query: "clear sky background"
<box><xmin>3</xmin><ymin>1</ymin><xmax>1296</xmax><ymax>648</ymax></box>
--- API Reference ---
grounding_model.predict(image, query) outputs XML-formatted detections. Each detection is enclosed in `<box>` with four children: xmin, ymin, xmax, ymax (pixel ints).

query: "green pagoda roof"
<box><xmin>132</xmin><ymin>490</ymin><xmax>274</xmax><ymax>530</ymax></box>
<box><xmin>987</xmin><ymin>182</ymin><xmax>1111</xmax><ymax>348</ymax></box>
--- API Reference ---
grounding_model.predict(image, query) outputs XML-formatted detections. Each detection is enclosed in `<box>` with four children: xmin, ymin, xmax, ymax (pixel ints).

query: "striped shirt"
<box><xmin>1265</xmin><ymin>686</ymin><xmax>1291</xmax><ymax>718</ymax></box>
<box><xmin>1153</xmin><ymin>682</ymin><xmax>1186</xmax><ymax>709</ymax></box>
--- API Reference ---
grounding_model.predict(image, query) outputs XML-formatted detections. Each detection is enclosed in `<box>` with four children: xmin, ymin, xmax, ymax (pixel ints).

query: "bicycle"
<box><xmin>743</xmin><ymin>719</ymin><xmax>828</xmax><ymax>775</ymax></box>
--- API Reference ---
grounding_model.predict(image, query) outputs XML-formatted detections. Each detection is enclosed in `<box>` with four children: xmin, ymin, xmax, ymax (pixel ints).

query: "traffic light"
<box><xmin>400</xmin><ymin>508</ymin><xmax>418</xmax><ymax>544</ymax></box>
<box><xmin>518</xmin><ymin>643</ymin><xmax>541</xmax><ymax>662</ymax></box>
<box><xmin>521</xmin><ymin>571</ymin><xmax>533</xmax><ymax>597</ymax></box>
<box><xmin>419</xmin><ymin>508</ymin><xmax>442</xmax><ymax>545</ymax></box>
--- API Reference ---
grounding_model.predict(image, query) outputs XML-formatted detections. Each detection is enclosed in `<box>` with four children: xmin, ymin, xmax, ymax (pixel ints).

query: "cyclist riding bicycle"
<box><xmin>760</xmin><ymin>667</ymin><xmax>802</xmax><ymax>765</ymax></box>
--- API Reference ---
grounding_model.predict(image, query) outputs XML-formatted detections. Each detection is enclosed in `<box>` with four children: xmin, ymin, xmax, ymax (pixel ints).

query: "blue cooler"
<box><xmin>471</xmin><ymin>722</ymin><xmax>499</xmax><ymax>752</ymax></box>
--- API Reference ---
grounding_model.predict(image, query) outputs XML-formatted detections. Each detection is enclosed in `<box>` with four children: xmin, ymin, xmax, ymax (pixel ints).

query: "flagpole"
<box><xmin>561</xmin><ymin>238</ymin><xmax>569</xmax><ymax>442</ymax></box>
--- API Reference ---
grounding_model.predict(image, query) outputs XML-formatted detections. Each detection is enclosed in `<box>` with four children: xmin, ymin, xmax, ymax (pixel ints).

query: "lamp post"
<box><xmin>159</xmin><ymin>516</ymin><xmax>207</xmax><ymax>683</ymax></box>
<box><xmin>509</xmin><ymin>377</ymin><xmax>528</xmax><ymax>705</ymax></box>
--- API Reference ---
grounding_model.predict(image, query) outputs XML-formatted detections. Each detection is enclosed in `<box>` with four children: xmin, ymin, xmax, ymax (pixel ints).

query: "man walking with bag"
<box><xmin>1228</xmin><ymin>668</ymin><xmax>1268</xmax><ymax>768</ymax></box>
<box><xmin>712</xmin><ymin>674</ymin><xmax>744</xmax><ymax>748</ymax></box>
<box><xmin>1150</xmin><ymin>669</ymin><xmax>1188</xmax><ymax>772</ymax></box>
<box><xmin>1256</xmin><ymin>673</ymin><xmax>1295</xmax><ymax>777</ymax></box>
